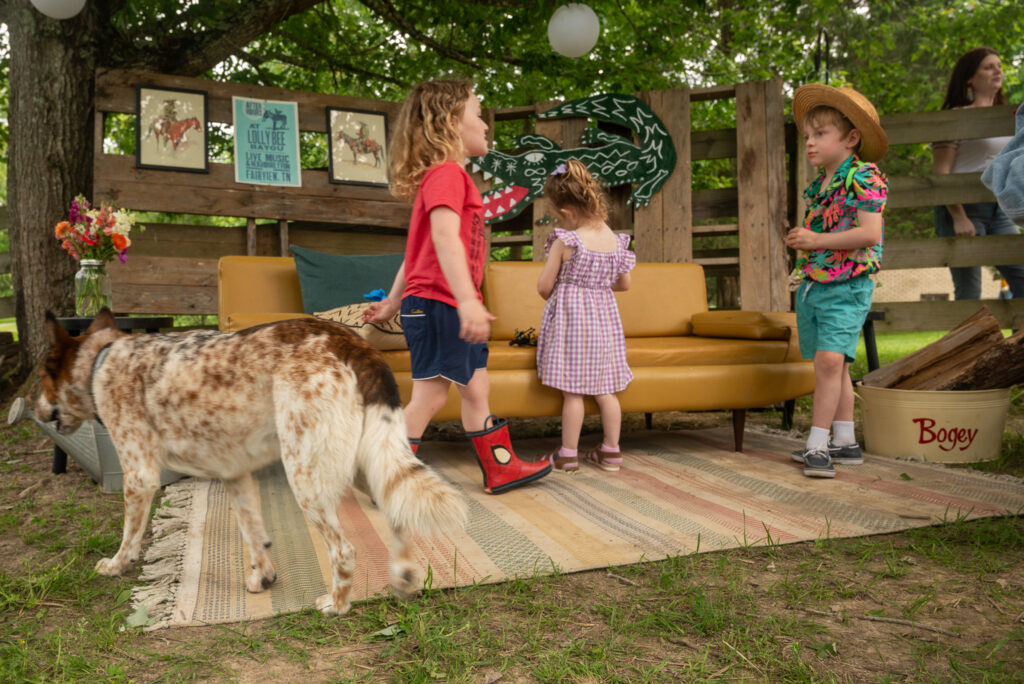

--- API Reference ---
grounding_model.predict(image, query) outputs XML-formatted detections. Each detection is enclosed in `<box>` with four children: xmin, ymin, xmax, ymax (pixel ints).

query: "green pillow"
<box><xmin>290</xmin><ymin>245</ymin><xmax>404</xmax><ymax>314</ymax></box>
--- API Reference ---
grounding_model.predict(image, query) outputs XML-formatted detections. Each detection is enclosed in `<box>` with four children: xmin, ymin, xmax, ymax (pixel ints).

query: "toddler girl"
<box><xmin>536</xmin><ymin>160</ymin><xmax>635</xmax><ymax>473</ymax></box>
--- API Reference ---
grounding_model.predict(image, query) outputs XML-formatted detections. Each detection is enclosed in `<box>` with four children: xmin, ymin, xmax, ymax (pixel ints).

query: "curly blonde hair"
<box><xmin>542</xmin><ymin>159</ymin><xmax>608</xmax><ymax>221</ymax></box>
<box><xmin>389</xmin><ymin>79</ymin><xmax>474</xmax><ymax>202</ymax></box>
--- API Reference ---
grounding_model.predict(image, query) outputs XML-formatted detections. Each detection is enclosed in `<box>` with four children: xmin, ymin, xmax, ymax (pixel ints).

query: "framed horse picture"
<box><xmin>327</xmin><ymin>107</ymin><xmax>389</xmax><ymax>187</ymax></box>
<box><xmin>136</xmin><ymin>85</ymin><xmax>209</xmax><ymax>173</ymax></box>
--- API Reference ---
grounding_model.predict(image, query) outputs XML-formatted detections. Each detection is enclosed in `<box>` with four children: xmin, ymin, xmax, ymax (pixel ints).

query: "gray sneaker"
<box><xmin>829</xmin><ymin>442</ymin><xmax>863</xmax><ymax>465</ymax></box>
<box><xmin>801</xmin><ymin>446</ymin><xmax>836</xmax><ymax>478</ymax></box>
<box><xmin>792</xmin><ymin>441</ymin><xmax>864</xmax><ymax>466</ymax></box>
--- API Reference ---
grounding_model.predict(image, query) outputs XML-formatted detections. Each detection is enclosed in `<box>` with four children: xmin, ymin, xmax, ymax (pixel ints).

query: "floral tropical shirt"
<box><xmin>792</xmin><ymin>154</ymin><xmax>888</xmax><ymax>284</ymax></box>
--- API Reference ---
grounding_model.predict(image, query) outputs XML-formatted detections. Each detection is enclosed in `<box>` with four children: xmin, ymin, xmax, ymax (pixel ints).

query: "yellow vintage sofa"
<box><xmin>218</xmin><ymin>256</ymin><xmax>815</xmax><ymax>451</ymax></box>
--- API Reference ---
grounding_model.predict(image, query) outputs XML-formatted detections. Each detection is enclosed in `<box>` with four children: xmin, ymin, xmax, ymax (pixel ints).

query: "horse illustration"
<box><xmin>166</xmin><ymin>117</ymin><xmax>201</xmax><ymax>152</ymax></box>
<box><xmin>262</xmin><ymin>108</ymin><xmax>288</xmax><ymax>130</ymax></box>
<box><xmin>337</xmin><ymin>128</ymin><xmax>384</xmax><ymax>167</ymax></box>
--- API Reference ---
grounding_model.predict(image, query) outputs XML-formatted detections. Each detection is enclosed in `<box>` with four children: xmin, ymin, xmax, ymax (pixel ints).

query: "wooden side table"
<box><xmin>51</xmin><ymin>316</ymin><xmax>174</xmax><ymax>474</ymax></box>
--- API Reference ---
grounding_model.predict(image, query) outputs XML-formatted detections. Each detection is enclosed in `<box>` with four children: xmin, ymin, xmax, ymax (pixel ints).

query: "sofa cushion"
<box><xmin>483</xmin><ymin>261</ymin><xmax>709</xmax><ymax>340</ymax></box>
<box><xmin>315</xmin><ymin>303</ymin><xmax>407</xmax><ymax>350</ymax></box>
<box><xmin>218</xmin><ymin>256</ymin><xmax>306</xmax><ymax>331</ymax></box>
<box><xmin>290</xmin><ymin>245</ymin><xmax>404</xmax><ymax>314</ymax></box>
<box><xmin>690</xmin><ymin>311</ymin><xmax>791</xmax><ymax>340</ymax></box>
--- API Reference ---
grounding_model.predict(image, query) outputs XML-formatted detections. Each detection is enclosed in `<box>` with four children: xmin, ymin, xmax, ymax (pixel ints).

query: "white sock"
<box><xmin>832</xmin><ymin>421</ymin><xmax>856</xmax><ymax>446</ymax></box>
<box><xmin>805</xmin><ymin>426</ymin><xmax>830</xmax><ymax>451</ymax></box>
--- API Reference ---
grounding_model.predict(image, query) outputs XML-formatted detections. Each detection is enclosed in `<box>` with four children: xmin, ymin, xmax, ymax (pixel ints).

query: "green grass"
<box><xmin>0</xmin><ymin>317</ymin><xmax>16</xmax><ymax>341</ymax></box>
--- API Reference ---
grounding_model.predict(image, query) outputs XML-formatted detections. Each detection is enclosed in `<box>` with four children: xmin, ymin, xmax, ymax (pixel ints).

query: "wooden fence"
<box><xmin>2</xmin><ymin>71</ymin><xmax>1022</xmax><ymax>331</ymax></box>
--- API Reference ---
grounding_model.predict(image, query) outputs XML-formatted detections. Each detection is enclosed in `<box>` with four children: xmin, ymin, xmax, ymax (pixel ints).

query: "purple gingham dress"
<box><xmin>537</xmin><ymin>228</ymin><xmax>636</xmax><ymax>395</ymax></box>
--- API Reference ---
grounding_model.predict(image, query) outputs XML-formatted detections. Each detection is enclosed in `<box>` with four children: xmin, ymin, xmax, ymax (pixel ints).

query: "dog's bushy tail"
<box><xmin>357</xmin><ymin>404</ymin><xmax>468</xmax><ymax>535</ymax></box>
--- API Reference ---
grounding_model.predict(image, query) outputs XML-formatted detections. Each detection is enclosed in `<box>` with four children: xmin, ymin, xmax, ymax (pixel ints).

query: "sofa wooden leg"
<box><xmin>782</xmin><ymin>399</ymin><xmax>795</xmax><ymax>431</ymax></box>
<box><xmin>645</xmin><ymin>412</ymin><xmax>653</xmax><ymax>430</ymax></box>
<box><xmin>732</xmin><ymin>409</ymin><xmax>746</xmax><ymax>452</ymax></box>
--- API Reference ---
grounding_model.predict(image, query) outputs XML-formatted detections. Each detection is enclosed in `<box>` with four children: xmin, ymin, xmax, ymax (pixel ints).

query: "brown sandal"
<box><xmin>584</xmin><ymin>447</ymin><xmax>623</xmax><ymax>472</ymax></box>
<box><xmin>540</xmin><ymin>450</ymin><xmax>579</xmax><ymax>474</ymax></box>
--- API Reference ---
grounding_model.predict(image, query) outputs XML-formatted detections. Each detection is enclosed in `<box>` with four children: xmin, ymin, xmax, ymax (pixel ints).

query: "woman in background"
<box><xmin>932</xmin><ymin>46</ymin><xmax>1024</xmax><ymax>300</ymax></box>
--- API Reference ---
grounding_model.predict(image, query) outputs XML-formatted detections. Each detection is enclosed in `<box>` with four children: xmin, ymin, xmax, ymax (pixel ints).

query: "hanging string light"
<box><xmin>547</xmin><ymin>4</ymin><xmax>601</xmax><ymax>58</ymax></box>
<box><xmin>29</xmin><ymin>0</ymin><xmax>86</xmax><ymax>20</ymax></box>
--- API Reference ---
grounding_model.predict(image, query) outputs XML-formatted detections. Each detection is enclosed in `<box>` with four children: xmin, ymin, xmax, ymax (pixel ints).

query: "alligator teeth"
<box><xmin>483</xmin><ymin>171</ymin><xmax>492</xmax><ymax>181</ymax></box>
<box><xmin>472</xmin><ymin>162</ymin><xmax>481</xmax><ymax>174</ymax></box>
<box><xmin>484</xmin><ymin>209</ymin><xmax>494</xmax><ymax>218</ymax></box>
<box><xmin>508</xmin><ymin>198</ymin><xmax>517</xmax><ymax>207</ymax></box>
<box><xmin>504</xmin><ymin>187</ymin><xmax>513</xmax><ymax>195</ymax></box>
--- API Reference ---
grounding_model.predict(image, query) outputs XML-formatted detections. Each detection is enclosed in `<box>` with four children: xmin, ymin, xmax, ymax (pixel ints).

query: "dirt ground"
<box><xmin>2</xmin><ymin>406</ymin><xmax>1022</xmax><ymax>681</ymax></box>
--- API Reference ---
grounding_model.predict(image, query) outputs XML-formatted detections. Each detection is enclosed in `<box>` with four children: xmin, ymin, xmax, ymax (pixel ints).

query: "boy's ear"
<box><xmin>846</xmin><ymin>127</ymin><xmax>862</xmax><ymax>150</ymax></box>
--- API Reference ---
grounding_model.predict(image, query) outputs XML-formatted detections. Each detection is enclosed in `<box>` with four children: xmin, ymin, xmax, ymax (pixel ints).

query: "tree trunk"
<box><xmin>7</xmin><ymin>0</ymin><xmax>101</xmax><ymax>365</ymax></box>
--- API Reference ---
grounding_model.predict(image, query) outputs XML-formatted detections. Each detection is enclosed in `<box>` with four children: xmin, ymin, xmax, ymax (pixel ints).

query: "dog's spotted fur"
<box><xmin>36</xmin><ymin>310</ymin><xmax>467</xmax><ymax>614</ymax></box>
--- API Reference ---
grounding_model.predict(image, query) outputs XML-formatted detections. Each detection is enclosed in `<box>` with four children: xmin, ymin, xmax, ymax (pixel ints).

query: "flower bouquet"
<box><xmin>54</xmin><ymin>195</ymin><xmax>142</xmax><ymax>316</ymax></box>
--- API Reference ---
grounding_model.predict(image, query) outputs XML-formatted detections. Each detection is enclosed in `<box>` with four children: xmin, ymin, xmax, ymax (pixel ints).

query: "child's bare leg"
<box><xmin>834</xmin><ymin>363</ymin><xmax>855</xmax><ymax>423</ymax></box>
<box><xmin>811</xmin><ymin>350</ymin><xmax>846</xmax><ymax>430</ymax></box>
<box><xmin>405</xmin><ymin>377</ymin><xmax>451</xmax><ymax>438</ymax></box>
<box><xmin>561</xmin><ymin>392</ymin><xmax>584</xmax><ymax>449</ymax></box>
<box><xmin>594</xmin><ymin>393</ymin><xmax>621</xmax><ymax>448</ymax></box>
<box><xmin>458</xmin><ymin>368</ymin><xmax>490</xmax><ymax>432</ymax></box>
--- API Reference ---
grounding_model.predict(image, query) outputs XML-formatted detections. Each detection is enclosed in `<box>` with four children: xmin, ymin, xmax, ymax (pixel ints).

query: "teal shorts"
<box><xmin>796</xmin><ymin>276</ymin><xmax>874</xmax><ymax>363</ymax></box>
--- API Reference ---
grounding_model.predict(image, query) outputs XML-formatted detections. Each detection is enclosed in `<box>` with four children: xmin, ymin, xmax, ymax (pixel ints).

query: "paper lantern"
<box><xmin>547</xmin><ymin>4</ymin><xmax>600</xmax><ymax>58</ymax></box>
<box><xmin>29</xmin><ymin>0</ymin><xmax>86</xmax><ymax>20</ymax></box>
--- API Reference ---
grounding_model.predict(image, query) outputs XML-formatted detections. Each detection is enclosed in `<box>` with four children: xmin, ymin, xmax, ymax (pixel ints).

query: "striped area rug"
<box><xmin>133</xmin><ymin>427</ymin><xmax>1024</xmax><ymax>629</ymax></box>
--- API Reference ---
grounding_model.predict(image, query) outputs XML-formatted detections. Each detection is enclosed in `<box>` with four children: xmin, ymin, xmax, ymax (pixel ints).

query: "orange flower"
<box><xmin>54</xmin><ymin>221</ymin><xmax>70</xmax><ymax>238</ymax></box>
<box><xmin>112</xmin><ymin>233</ymin><xmax>129</xmax><ymax>251</ymax></box>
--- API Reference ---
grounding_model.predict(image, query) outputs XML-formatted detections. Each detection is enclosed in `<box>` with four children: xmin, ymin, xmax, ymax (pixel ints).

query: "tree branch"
<box><xmin>108</xmin><ymin>0</ymin><xmax>327</xmax><ymax>76</ymax></box>
<box><xmin>356</xmin><ymin>0</ymin><xmax>483</xmax><ymax>71</ymax></box>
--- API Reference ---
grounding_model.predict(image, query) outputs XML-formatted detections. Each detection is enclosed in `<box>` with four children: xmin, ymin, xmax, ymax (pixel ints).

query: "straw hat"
<box><xmin>793</xmin><ymin>84</ymin><xmax>888</xmax><ymax>162</ymax></box>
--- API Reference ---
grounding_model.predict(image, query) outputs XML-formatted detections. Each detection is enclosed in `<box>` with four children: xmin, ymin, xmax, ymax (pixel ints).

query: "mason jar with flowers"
<box><xmin>54</xmin><ymin>195</ymin><xmax>142</xmax><ymax>317</ymax></box>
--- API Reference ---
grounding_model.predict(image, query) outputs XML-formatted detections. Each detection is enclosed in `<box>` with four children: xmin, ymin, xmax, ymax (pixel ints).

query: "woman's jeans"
<box><xmin>934</xmin><ymin>203</ymin><xmax>1024</xmax><ymax>300</ymax></box>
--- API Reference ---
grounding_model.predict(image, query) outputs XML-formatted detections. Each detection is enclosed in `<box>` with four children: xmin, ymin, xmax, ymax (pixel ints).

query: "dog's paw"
<box><xmin>315</xmin><ymin>593</ymin><xmax>350</xmax><ymax>616</ymax></box>
<box><xmin>245</xmin><ymin>567</ymin><xmax>277</xmax><ymax>593</ymax></box>
<box><xmin>390</xmin><ymin>563</ymin><xmax>419</xmax><ymax>599</ymax></box>
<box><xmin>95</xmin><ymin>557</ymin><xmax>126</xmax><ymax>576</ymax></box>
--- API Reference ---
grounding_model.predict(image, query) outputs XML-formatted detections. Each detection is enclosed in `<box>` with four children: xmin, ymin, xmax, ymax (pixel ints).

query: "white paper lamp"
<box><xmin>29</xmin><ymin>0</ymin><xmax>86</xmax><ymax>20</ymax></box>
<box><xmin>547</xmin><ymin>4</ymin><xmax>600</xmax><ymax>58</ymax></box>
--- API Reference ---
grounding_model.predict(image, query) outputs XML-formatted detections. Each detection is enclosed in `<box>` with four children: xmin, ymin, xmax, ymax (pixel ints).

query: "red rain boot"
<box><xmin>409</xmin><ymin>438</ymin><xmax>421</xmax><ymax>455</ymax></box>
<box><xmin>467</xmin><ymin>415</ymin><xmax>551</xmax><ymax>494</ymax></box>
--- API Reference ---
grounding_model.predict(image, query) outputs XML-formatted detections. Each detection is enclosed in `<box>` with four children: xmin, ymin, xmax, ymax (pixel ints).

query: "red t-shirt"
<box><xmin>402</xmin><ymin>161</ymin><xmax>486</xmax><ymax>307</ymax></box>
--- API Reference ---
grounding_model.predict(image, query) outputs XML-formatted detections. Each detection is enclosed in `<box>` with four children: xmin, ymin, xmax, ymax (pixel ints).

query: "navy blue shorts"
<box><xmin>400</xmin><ymin>295</ymin><xmax>489</xmax><ymax>386</ymax></box>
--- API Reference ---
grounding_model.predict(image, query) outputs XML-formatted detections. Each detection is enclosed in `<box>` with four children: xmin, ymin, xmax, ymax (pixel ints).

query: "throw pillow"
<box><xmin>290</xmin><ymin>245</ymin><xmax>404</xmax><ymax>314</ymax></box>
<box><xmin>315</xmin><ymin>302</ymin><xmax>407</xmax><ymax>351</ymax></box>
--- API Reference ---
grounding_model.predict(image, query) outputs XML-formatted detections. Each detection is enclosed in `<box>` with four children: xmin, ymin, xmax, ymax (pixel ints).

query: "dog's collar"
<box><xmin>89</xmin><ymin>342</ymin><xmax>115</xmax><ymax>419</ymax></box>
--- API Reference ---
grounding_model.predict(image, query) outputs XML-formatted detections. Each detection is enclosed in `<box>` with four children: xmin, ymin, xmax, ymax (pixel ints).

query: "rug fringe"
<box><xmin>129</xmin><ymin>479</ymin><xmax>194</xmax><ymax>630</ymax></box>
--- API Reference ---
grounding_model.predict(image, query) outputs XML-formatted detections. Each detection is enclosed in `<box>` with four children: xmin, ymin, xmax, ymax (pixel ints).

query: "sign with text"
<box><xmin>232</xmin><ymin>96</ymin><xmax>301</xmax><ymax>187</ymax></box>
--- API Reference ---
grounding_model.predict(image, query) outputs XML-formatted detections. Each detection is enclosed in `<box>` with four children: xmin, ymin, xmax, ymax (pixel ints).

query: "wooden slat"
<box><xmin>490</xmin><ymin>234</ymin><xmax>533</xmax><ymax>246</ymax></box>
<box><xmin>111</xmin><ymin>255</ymin><xmax>218</xmax><ymax>287</ymax></box>
<box><xmin>0</xmin><ymin>295</ymin><xmax>13</xmax><ymax>319</ymax></box>
<box><xmin>0</xmin><ymin>205</ymin><xmax>8</xmax><ymax>230</ymax></box>
<box><xmin>736</xmin><ymin>80</ymin><xmax>788</xmax><ymax>312</ymax></box>
<box><xmin>694</xmin><ymin>256</ymin><xmax>740</xmax><ymax>267</ymax></box>
<box><xmin>692</xmin><ymin>187</ymin><xmax>738</xmax><ymax>221</ymax></box>
<box><xmin>492</xmin><ymin>105</ymin><xmax>536</xmax><ymax>122</ymax></box>
<box><xmin>881</xmin><ymin>105</ymin><xmax>1015</xmax><ymax>146</ymax></box>
<box><xmin>112</xmin><ymin>284</ymin><xmax>216</xmax><ymax>315</ymax></box>
<box><xmin>531</xmin><ymin>101</ymin><xmax>564</xmax><ymax>261</ymax></box>
<box><xmin>0</xmin><ymin>253</ymin><xmax>10</xmax><ymax>271</ymax></box>
<box><xmin>871</xmin><ymin>299</ymin><xmax>1024</xmax><ymax>333</ymax></box>
<box><xmin>691</xmin><ymin>129</ymin><xmax>736</xmax><ymax>161</ymax></box>
<box><xmin>881</xmin><ymin>234</ymin><xmax>1024</xmax><ymax>270</ymax></box>
<box><xmin>887</xmin><ymin>173</ymin><xmax>994</xmax><ymax>209</ymax></box>
<box><xmin>657</xmin><ymin>89</ymin><xmax>692</xmax><ymax>263</ymax></box>
<box><xmin>634</xmin><ymin>91</ymin><xmax>666</xmax><ymax>261</ymax></box>
<box><xmin>690</xmin><ymin>85</ymin><xmax>737</xmax><ymax>102</ymax></box>
<box><xmin>693</xmin><ymin>223</ymin><xmax>738</xmax><ymax>237</ymax></box>
<box><xmin>95</xmin><ymin>68</ymin><xmax>402</xmax><ymax>132</ymax></box>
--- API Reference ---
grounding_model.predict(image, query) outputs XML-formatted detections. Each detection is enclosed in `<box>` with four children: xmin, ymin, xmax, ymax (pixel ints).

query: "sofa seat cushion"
<box><xmin>625</xmin><ymin>337</ymin><xmax>790</xmax><ymax>367</ymax></box>
<box><xmin>482</xmin><ymin>336</ymin><xmax>790</xmax><ymax>371</ymax></box>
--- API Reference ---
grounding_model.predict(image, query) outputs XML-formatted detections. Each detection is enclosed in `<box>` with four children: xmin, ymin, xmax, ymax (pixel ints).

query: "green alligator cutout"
<box><xmin>469</xmin><ymin>93</ymin><xmax>676</xmax><ymax>224</ymax></box>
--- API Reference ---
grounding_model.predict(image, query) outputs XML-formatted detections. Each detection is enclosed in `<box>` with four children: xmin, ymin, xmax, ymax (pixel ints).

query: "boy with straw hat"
<box><xmin>786</xmin><ymin>84</ymin><xmax>888</xmax><ymax>478</ymax></box>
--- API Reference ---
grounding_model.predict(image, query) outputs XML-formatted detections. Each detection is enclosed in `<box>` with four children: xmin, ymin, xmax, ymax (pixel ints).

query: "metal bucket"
<box><xmin>8</xmin><ymin>397</ymin><xmax>183</xmax><ymax>492</ymax></box>
<box><xmin>858</xmin><ymin>385</ymin><xmax>1010</xmax><ymax>463</ymax></box>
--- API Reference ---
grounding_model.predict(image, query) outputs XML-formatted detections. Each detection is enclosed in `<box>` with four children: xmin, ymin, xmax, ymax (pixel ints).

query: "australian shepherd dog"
<box><xmin>35</xmin><ymin>310</ymin><xmax>467</xmax><ymax>615</ymax></box>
